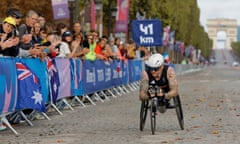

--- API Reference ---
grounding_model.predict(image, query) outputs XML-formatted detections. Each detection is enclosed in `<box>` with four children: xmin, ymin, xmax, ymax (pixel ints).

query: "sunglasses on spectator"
<box><xmin>12</xmin><ymin>15</ymin><xmax>21</xmax><ymax>19</ymax></box>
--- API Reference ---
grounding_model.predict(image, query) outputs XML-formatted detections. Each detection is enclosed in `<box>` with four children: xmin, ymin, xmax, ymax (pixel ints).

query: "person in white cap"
<box><xmin>139</xmin><ymin>53</ymin><xmax>178</xmax><ymax>107</ymax></box>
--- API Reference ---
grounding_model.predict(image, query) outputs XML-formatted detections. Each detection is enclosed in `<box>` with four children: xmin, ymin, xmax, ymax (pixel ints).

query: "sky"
<box><xmin>197</xmin><ymin>0</ymin><xmax>240</xmax><ymax>31</ymax></box>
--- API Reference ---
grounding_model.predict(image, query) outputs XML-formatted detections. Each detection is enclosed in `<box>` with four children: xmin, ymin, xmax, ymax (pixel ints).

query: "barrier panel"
<box><xmin>16</xmin><ymin>58</ymin><xmax>49</xmax><ymax>103</ymax></box>
<box><xmin>70</xmin><ymin>58</ymin><xmax>83</xmax><ymax>96</ymax></box>
<box><xmin>15</xmin><ymin>59</ymin><xmax>46</xmax><ymax>112</ymax></box>
<box><xmin>110</xmin><ymin>60</ymin><xmax>127</xmax><ymax>87</ymax></box>
<box><xmin>82</xmin><ymin>60</ymin><xmax>110</xmax><ymax>94</ymax></box>
<box><xmin>128</xmin><ymin>59</ymin><xmax>143</xmax><ymax>83</ymax></box>
<box><xmin>0</xmin><ymin>58</ymin><xmax>17</xmax><ymax>114</ymax></box>
<box><xmin>82</xmin><ymin>60</ymin><xmax>130</xmax><ymax>94</ymax></box>
<box><xmin>0</xmin><ymin>58</ymin><xmax>143</xmax><ymax>115</ymax></box>
<box><xmin>55</xmin><ymin>58</ymin><xmax>71</xmax><ymax>100</ymax></box>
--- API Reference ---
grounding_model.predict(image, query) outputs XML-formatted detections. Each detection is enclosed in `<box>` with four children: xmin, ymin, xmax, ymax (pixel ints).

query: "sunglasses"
<box><xmin>12</xmin><ymin>15</ymin><xmax>21</xmax><ymax>19</ymax></box>
<box><xmin>147</xmin><ymin>66</ymin><xmax>160</xmax><ymax>72</ymax></box>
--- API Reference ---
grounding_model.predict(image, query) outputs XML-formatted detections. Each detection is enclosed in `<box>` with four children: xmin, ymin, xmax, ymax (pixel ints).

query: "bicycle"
<box><xmin>139</xmin><ymin>85</ymin><xmax>184</xmax><ymax>134</ymax></box>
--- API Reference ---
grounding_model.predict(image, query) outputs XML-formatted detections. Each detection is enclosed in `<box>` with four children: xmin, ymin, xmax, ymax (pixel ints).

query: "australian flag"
<box><xmin>16</xmin><ymin>62</ymin><xmax>46</xmax><ymax>112</ymax></box>
<box><xmin>47</xmin><ymin>58</ymin><xmax>60</xmax><ymax>104</ymax></box>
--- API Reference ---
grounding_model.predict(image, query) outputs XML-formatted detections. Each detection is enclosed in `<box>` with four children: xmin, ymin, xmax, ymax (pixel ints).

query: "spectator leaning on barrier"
<box><xmin>4</xmin><ymin>8</ymin><xmax>39</xmax><ymax>57</ymax></box>
<box><xmin>137</xmin><ymin>46</ymin><xmax>150</xmax><ymax>60</ymax></box>
<box><xmin>72</xmin><ymin>21</ymin><xmax>82</xmax><ymax>35</ymax></box>
<box><xmin>27</xmin><ymin>24</ymin><xmax>56</xmax><ymax>59</ymax></box>
<box><xmin>139</xmin><ymin>53</ymin><xmax>179</xmax><ymax>107</ymax></box>
<box><xmin>102</xmin><ymin>35</ymin><xmax>116</xmax><ymax>61</ymax></box>
<box><xmin>85</xmin><ymin>33</ymin><xmax>97</xmax><ymax>61</ymax></box>
<box><xmin>112</xmin><ymin>37</ymin><xmax>120</xmax><ymax>54</ymax></box>
<box><xmin>92</xmin><ymin>30</ymin><xmax>99</xmax><ymax>43</ymax></box>
<box><xmin>6</xmin><ymin>7</ymin><xmax>23</xmax><ymax>30</ymax></box>
<box><xmin>31</xmin><ymin>21</ymin><xmax>42</xmax><ymax>45</ymax></box>
<box><xmin>121</xmin><ymin>41</ymin><xmax>128</xmax><ymax>60</ymax></box>
<box><xmin>71</xmin><ymin>32</ymin><xmax>89</xmax><ymax>58</ymax></box>
<box><xmin>95</xmin><ymin>37</ymin><xmax>109</xmax><ymax>61</ymax></box>
<box><xmin>57</xmin><ymin>31</ymin><xmax>74</xmax><ymax>58</ymax></box>
<box><xmin>38</xmin><ymin>12</ymin><xmax>46</xmax><ymax>27</ymax></box>
<box><xmin>16</xmin><ymin>10</ymin><xmax>42</xmax><ymax>58</ymax></box>
<box><xmin>126</xmin><ymin>39</ymin><xmax>136</xmax><ymax>59</ymax></box>
<box><xmin>38</xmin><ymin>26</ymin><xmax>49</xmax><ymax>44</ymax></box>
<box><xmin>0</xmin><ymin>17</ymin><xmax>19</xmax><ymax>57</ymax></box>
<box><xmin>56</xmin><ymin>22</ymin><xmax>68</xmax><ymax>37</ymax></box>
<box><xmin>46</xmin><ymin>32</ymin><xmax>62</xmax><ymax>58</ymax></box>
<box><xmin>18</xmin><ymin>10</ymin><xmax>39</xmax><ymax>50</ymax></box>
<box><xmin>115</xmin><ymin>40</ymin><xmax>126</xmax><ymax>60</ymax></box>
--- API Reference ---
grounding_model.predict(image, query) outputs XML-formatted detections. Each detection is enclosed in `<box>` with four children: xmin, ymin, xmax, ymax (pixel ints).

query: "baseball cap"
<box><xmin>6</xmin><ymin>8</ymin><xmax>23</xmax><ymax>19</ymax></box>
<box><xmin>3</xmin><ymin>17</ymin><xmax>16</xmax><ymax>27</ymax></box>
<box><xmin>62</xmin><ymin>31</ymin><xmax>72</xmax><ymax>38</ymax></box>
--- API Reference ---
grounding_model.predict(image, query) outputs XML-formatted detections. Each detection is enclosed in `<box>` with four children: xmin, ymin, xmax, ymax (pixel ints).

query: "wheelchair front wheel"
<box><xmin>150</xmin><ymin>100</ymin><xmax>157</xmax><ymax>135</ymax></box>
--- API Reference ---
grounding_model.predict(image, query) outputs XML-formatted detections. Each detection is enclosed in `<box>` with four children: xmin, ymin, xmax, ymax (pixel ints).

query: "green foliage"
<box><xmin>231</xmin><ymin>42</ymin><xmax>240</xmax><ymax>57</ymax></box>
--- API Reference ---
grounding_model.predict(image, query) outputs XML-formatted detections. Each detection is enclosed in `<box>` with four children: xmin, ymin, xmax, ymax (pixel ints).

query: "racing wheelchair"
<box><xmin>139</xmin><ymin>84</ymin><xmax>184</xmax><ymax>134</ymax></box>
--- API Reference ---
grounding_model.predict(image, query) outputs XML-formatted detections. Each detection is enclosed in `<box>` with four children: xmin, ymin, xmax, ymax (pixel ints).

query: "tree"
<box><xmin>0</xmin><ymin>0</ymin><xmax>53</xmax><ymax>23</ymax></box>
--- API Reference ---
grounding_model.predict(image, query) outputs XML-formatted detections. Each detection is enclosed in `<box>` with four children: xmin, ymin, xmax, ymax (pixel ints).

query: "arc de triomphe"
<box><xmin>207</xmin><ymin>18</ymin><xmax>237</xmax><ymax>49</ymax></box>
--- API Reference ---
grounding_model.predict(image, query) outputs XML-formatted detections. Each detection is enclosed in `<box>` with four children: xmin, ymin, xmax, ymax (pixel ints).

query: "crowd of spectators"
<box><xmin>0</xmin><ymin>8</ymin><xmax>151</xmax><ymax>130</ymax></box>
<box><xmin>0</xmin><ymin>8</ymin><xmax>150</xmax><ymax>62</ymax></box>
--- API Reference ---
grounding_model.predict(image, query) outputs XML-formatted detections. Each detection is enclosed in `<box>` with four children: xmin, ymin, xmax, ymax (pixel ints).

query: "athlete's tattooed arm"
<box><xmin>139</xmin><ymin>71</ymin><xmax>149</xmax><ymax>100</ymax></box>
<box><xmin>165</xmin><ymin>67</ymin><xmax>178</xmax><ymax>99</ymax></box>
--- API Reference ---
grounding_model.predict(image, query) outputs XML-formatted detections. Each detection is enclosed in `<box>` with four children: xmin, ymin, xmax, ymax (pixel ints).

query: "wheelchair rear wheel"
<box><xmin>140</xmin><ymin>100</ymin><xmax>148</xmax><ymax>131</ymax></box>
<box><xmin>173</xmin><ymin>95</ymin><xmax>184</xmax><ymax>130</ymax></box>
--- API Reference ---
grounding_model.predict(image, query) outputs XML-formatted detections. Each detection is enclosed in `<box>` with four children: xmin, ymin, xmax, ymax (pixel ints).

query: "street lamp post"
<box><xmin>95</xmin><ymin>0</ymin><xmax>103</xmax><ymax>37</ymax></box>
<box><xmin>68</xmin><ymin>0</ymin><xmax>76</xmax><ymax>31</ymax></box>
<box><xmin>107</xmin><ymin>0</ymin><xmax>113</xmax><ymax>37</ymax></box>
<box><xmin>110</xmin><ymin>7</ymin><xmax>117</xmax><ymax>36</ymax></box>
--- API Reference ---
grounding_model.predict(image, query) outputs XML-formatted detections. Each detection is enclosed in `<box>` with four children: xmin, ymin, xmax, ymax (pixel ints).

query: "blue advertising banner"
<box><xmin>134</xmin><ymin>60</ymin><xmax>143</xmax><ymax>81</ymax></box>
<box><xmin>110</xmin><ymin>60</ymin><xmax>123</xmax><ymax>87</ymax></box>
<box><xmin>82</xmin><ymin>60</ymin><xmax>97</xmax><ymax>94</ymax></box>
<box><xmin>131</xmin><ymin>19</ymin><xmax>162</xmax><ymax>46</ymax></box>
<box><xmin>82</xmin><ymin>60</ymin><xmax>113</xmax><ymax>94</ymax></box>
<box><xmin>103</xmin><ymin>61</ymin><xmax>113</xmax><ymax>89</ymax></box>
<box><xmin>121</xmin><ymin>60</ymin><xmax>129</xmax><ymax>85</ymax></box>
<box><xmin>129</xmin><ymin>60</ymin><xmax>142</xmax><ymax>82</ymax></box>
<box><xmin>82</xmin><ymin>60</ymin><xmax>95</xmax><ymax>94</ymax></box>
<box><xmin>0</xmin><ymin>58</ymin><xmax>17</xmax><ymax>114</ymax></box>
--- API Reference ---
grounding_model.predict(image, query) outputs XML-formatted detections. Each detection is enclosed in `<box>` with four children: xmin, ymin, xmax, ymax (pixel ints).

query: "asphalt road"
<box><xmin>1</xmin><ymin>49</ymin><xmax>240</xmax><ymax>144</ymax></box>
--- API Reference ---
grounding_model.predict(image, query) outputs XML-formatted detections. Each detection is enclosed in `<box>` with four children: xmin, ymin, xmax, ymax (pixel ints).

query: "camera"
<box><xmin>11</xmin><ymin>30</ymin><xmax>17</xmax><ymax>37</ymax></box>
<box><xmin>148</xmin><ymin>80</ymin><xmax>160</xmax><ymax>96</ymax></box>
<box><xmin>55</xmin><ymin>43</ymin><xmax>61</xmax><ymax>50</ymax></box>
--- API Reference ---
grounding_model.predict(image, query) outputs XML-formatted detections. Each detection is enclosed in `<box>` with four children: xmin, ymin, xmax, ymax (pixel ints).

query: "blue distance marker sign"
<box><xmin>131</xmin><ymin>19</ymin><xmax>162</xmax><ymax>46</ymax></box>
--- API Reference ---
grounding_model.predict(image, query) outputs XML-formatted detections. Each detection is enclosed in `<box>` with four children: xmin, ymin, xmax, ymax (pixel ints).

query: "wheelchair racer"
<box><xmin>139</xmin><ymin>53</ymin><xmax>178</xmax><ymax>107</ymax></box>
